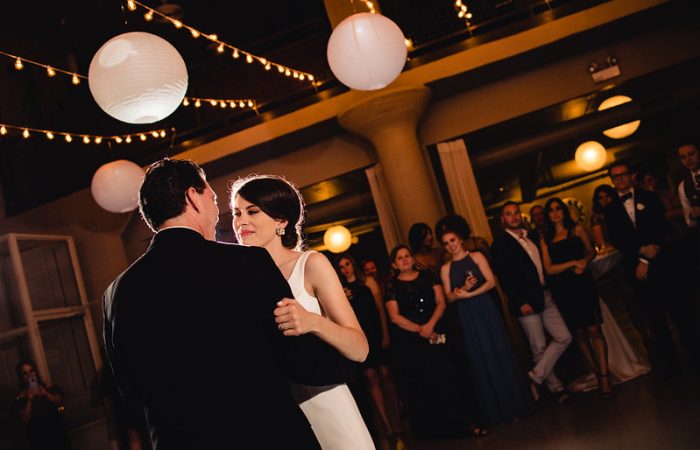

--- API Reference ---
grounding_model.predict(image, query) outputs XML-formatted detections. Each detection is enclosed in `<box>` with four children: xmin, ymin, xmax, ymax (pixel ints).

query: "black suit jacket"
<box><xmin>491</xmin><ymin>231</ymin><xmax>546</xmax><ymax>317</ymax></box>
<box><xmin>603</xmin><ymin>189</ymin><xmax>668</xmax><ymax>275</ymax></box>
<box><xmin>103</xmin><ymin>228</ymin><xmax>336</xmax><ymax>450</ymax></box>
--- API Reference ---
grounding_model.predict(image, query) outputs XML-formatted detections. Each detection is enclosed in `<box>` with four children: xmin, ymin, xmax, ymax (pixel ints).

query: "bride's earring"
<box><xmin>275</xmin><ymin>227</ymin><xmax>286</xmax><ymax>236</ymax></box>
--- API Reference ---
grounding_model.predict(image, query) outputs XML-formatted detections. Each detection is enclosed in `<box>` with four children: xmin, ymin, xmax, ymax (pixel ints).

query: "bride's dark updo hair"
<box><xmin>230</xmin><ymin>174</ymin><xmax>305</xmax><ymax>250</ymax></box>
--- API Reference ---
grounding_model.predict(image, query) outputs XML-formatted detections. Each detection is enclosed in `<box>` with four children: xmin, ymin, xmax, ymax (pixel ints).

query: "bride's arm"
<box><xmin>275</xmin><ymin>253</ymin><xmax>369</xmax><ymax>362</ymax></box>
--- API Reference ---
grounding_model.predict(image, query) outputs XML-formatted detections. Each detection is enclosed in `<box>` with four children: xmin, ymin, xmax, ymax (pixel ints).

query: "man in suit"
<box><xmin>604</xmin><ymin>161</ymin><xmax>699</xmax><ymax>377</ymax></box>
<box><xmin>492</xmin><ymin>201</ymin><xmax>572</xmax><ymax>403</ymax></box>
<box><xmin>677</xmin><ymin>142</ymin><xmax>700</xmax><ymax>229</ymax></box>
<box><xmin>102</xmin><ymin>159</ymin><xmax>322</xmax><ymax>450</ymax></box>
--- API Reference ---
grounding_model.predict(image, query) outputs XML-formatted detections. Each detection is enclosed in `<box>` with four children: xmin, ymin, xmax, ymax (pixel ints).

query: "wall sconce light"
<box><xmin>588</xmin><ymin>55</ymin><xmax>620</xmax><ymax>83</ymax></box>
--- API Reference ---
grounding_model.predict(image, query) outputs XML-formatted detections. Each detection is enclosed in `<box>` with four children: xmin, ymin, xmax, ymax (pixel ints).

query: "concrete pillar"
<box><xmin>339</xmin><ymin>85</ymin><xmax>444</xmax><ymax>241</ymax></box>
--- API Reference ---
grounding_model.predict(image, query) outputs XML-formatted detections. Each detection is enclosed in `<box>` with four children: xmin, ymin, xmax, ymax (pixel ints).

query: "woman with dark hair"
<box><xmin>437</xmin><ymin>218</ymin><xmax>534</xmax><ymax>425</ymax></box>
<box><xmin>541</xmin><ymin>197</ymin><xmax>612</xmax><ymax>399</ymax></box>
<box><xmin>408</xmin><ymin>223</ymin><xmax>441</xmax><ymax>272</ymax></box>
<box><xmin>230</xmin><ymin>174</ymin><xmax>374</xmax><ymax>450</ymax></box>
<box><xmin>591</xmin><ymin>184</ymin><xmax>617</xmax><ymax>253</ymax></box>
<box><xmin>336</xmin><ymin>254</ymin><xmax>402</xmax><ymax>440</ymax></box>
<box><xmin>15</xmin><ymin>359</ymin><xmax>71</xmax><ymax>450</ymax></box>
<box><xmin>384</xmin><ymin>245</ymin><xmax>486</xmax><ymax>438</ymax></box>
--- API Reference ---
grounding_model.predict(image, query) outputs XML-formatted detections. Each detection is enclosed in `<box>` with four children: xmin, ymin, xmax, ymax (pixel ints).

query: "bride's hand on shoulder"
<box><xmin>274</xmin><ymin>298</ymin><xmax>319</xmax><ymax>336</ymax></box>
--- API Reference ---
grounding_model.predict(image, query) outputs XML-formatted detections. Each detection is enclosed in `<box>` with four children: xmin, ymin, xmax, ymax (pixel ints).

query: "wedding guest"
<box><xmin>437</xmin><ymin>216</ymin><xmax>535</xmax><ymax>424</ymax></box>
<box><xmin>540</xmin><ymin>198</ymin><xmax>612</xmax><ymax>399</ymax></box>
<box><xmin>385</xmin><ymin>245</ymin><xmax>486</xmax><ymax>438</ymax></box>
<box><xmin>604</xmin><ymin>161</ymin><xmax>700</xmax><ymax>378</ymax></box>
<box><xmin>677</xmin><ymin>142</ymin><xmax>700</xmax><ymax>230</ymax></box>
<box><xmin>15</xmin><ymin>359</ymin><xmax>71</xmax><ymax>450</ymax></box>
<box><xmin>529</xmin><ymin>205</ymin><xmax>546</xmax><ymax>243</ymax></box>
<box><xmin>638</xmin><ymin>168</ymin><xmax>685</xmax><ymax>225</ymax></box>
<box><xmin>337</xmin><ymin>254</ymin><xmax>403</xmax><ymax>441</ymax></box>
<box><xmin>408</xmin><ymin>223</ymin><xmax>442</xmax><ymax>272</ymax></box>
<box><xmin>590</xmin><ymin>185</ymin><xmax>617</xmax><ymax>253</ymax></box>
<box><xmin>435</xmin><ymin>214</ymin><xmax>492</xmax><ymax>263</ymax></box>
<box><xmin>362</xmin><ymin>258</ymin><xmax>389</xmax><ymax>292</ymax></box>
<box><xmin>491</xmin><ymin>202</ymin><xmax>573</xmax><ymax>404</ymax></box>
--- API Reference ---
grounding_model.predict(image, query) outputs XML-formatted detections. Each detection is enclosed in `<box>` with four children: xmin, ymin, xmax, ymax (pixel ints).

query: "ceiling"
<box><xmin>0</xmin><ymin>0</ymin><xmax>688</xmax><ymax>221</ymax></box>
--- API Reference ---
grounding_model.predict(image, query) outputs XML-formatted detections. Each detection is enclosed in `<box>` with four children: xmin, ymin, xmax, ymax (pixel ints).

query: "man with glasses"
<box><xmin>604</xmin><ymin>161</ymin><xmax>699</xmax><ymax>378</ymax></box>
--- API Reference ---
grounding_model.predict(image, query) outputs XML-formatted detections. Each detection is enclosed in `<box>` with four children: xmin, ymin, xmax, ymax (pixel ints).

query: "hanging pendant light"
<box><xmin>89</xmin><ymin>32</ymin><xmax>188</xmax><ymax>124</ymax></box>
<box><xmin>327</xmin><ymin>12</ymin><xmax>407</xmax><ymax>91</ymax></box>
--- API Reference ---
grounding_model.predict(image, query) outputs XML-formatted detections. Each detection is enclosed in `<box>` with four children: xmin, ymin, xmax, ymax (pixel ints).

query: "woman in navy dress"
<box><xmin>540</xmin><ymin>197</ymin><xmax>612</xmax><ymax>399</ymax></box>
<box><xmin>437</xmin><ymin>216</ymin><xmax>534</xmax><ymax>425</ymax></box>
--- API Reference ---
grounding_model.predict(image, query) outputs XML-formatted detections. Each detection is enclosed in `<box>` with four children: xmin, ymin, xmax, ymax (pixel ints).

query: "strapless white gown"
<box><xmin>286</xmin><ymin>251</ymin><xmax>375</xmax><ymax>450</ymax></box>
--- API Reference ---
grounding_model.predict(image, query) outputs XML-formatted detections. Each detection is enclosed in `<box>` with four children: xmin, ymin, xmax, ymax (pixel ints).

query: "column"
<box><xmin>339</xmin><ymin>85</ymin><xmax>444</xmax><ymax>241</ymax></box>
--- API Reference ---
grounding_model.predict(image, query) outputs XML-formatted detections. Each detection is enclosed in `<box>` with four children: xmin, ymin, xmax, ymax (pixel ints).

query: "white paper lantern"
<box><xmin>323</xmin><ymin>225</ymin><xmax>353</xmax><ymax>253</ymax></box>
<box><xmin>598</xmin><ymin>95</ymin><xmax>640</xmax><ymax>139</ymax></box>
<box><xmin>89</xmin><ymin>32</ymin><xmax>188</xmax><ymax>124</ymax></box>
<box><xmin>327</xmin><ymin>12</ymin><xmax>407</xmax><ymax>91</ymax></box>
<box><xmin>91</xmin><ymin>160</ymin><xmax>145</xmax><ymax>213</ymax></box>
<box><xmin>575</xmin><ymin>141</ymin><xmax>607</xmax><ymax>172</ymax></box>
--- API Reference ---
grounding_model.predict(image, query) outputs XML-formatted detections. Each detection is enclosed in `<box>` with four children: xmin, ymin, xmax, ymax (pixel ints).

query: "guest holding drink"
<box><xmin>437</xmin><ymin>215</ymin><xmax>534</xmax><ymax>424</ymax></box>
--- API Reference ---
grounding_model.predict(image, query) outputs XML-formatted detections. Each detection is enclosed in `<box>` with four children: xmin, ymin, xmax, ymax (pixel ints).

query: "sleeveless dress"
<box><xmin>344</xmin><ymin>279</ymin><xmax>386</xmax><ymax>369</ymax></box>
<box><xmin>287</xmin><ymin>251</ymin><xmax>375</xmax><ymax>450</ymax></box>
<box><xmin>547</xmin><ymin>234</ymin><xmax>602</xmax><ymax>330</ymax></box>
<box><xmin>448</xmin><ymin>254</ymin><xmax>534</xmax><ymax>425</ymax></box>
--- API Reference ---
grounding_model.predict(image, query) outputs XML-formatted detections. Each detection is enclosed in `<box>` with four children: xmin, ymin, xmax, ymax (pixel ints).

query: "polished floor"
<box><xmin>398</xmin><ymin>371</ymin><xmax>700</xmax><ymax>450</ymax></box>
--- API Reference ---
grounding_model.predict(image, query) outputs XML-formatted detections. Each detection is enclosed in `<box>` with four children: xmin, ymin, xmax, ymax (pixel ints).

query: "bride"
<box><xmin>230</xmin><ymin>174</ymin><xmax>375</xmax><ymax>450</ymax></box>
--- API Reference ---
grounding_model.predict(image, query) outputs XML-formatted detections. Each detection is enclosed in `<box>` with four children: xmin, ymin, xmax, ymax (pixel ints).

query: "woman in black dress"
<box><xmin>336</xmin><ymin>253</ymin><xmax>402</xmax><ymax>439</ymax></box>
<box><xmin>384</xmin><ymin>245</ymin><xmax>486</xmax><ymax>438</ymax></box>
<box><xmin>15</xmin><ymin>359</ymin><xmax>71</xmax><ymax>450</ymax></box>
<box><xmin>540</xmin><ymin>197</ymin><xmax>612</xmax><ymax>399</ymax></box>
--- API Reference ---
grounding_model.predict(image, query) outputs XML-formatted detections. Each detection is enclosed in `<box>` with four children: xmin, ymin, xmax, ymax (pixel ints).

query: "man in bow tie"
<box><xmin>604</xmin><ymin>161</ymin><xmax>699</xmax><ymax>378</ymax></box>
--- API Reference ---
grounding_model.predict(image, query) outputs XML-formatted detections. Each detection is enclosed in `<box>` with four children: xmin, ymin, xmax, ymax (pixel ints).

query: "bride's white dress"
<box><xmin>286</xmin><ymin>251</ymin><xmax>375</xmax><ymax>450</ymax></box>
<box><xmin>567</xmin><ymin>298</ymin><xmax>651</xmax><ymax>392</ymax></box>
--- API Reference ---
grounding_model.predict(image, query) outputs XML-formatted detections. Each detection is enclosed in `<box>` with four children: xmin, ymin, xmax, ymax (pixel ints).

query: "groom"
<box><xmin>103</xmin><ymin>159</ymin><xmax>324</xmax><ymax>450</ymax></box>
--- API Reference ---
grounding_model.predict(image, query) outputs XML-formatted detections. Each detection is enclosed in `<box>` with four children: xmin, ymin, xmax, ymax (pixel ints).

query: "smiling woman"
<box><xmin>229</xmin><ymin>173</ymin><xmax>374</xmax><ymax>450</ymax></box>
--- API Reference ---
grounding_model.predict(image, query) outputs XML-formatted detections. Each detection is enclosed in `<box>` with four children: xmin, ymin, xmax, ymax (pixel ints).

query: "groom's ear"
<box><xmin>185</xmin><ymin>187</ymin><xmax>201</xmax><ymax>213</ymax></box>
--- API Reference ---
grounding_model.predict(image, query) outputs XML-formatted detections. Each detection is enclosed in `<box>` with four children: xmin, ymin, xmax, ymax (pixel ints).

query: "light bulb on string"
<box><xmin>47</xmin><ymin>66</ymin><xmax>56</xmax><ymax>77</ymax></box>
<box><xmin>22</xmin><ymin>129</ymin><xmax>30</xmax><ymax>138</ymax></box>
<box><xmin>144</xmin><ymin>11</ymin><xmax>153</xmax><ymax>21</ymax></box>
<box><xmin>72</xmin><ymin>74</ymin><xmax>80</xmax><ymax>85</ymax></box>
<box><xmin>14</xmin><ymin>58</ymin><xmax>23</xmax><ymax>70</ymax></box>
<box><xmin>83</xmin><ymin>136</ymin><xmax>90</xmax><ymax>144</ymax></box>
<box><xmin>46</xmin><ymin>131</ymin><xmax>54</xmax><ymax>140</ymax></box>
<box><xmin>139</xmin><ymin>134</ymin><xmax>147</xmax><ymax>141</ymax></box>
<box><xmin>114</xmin><ymin>136</ymin><xmax>123</xmax><ymax>144</ymax></box>
<box><xmin>95</xmin><ymin>137</ymin><xmax>103</xmax><ymax>144</ymax></box>
<box><xmin>65</xmin><ymin>134</ymin><xmax>73</xmax><ymax>142</ymax></box>
<box><xmin>125</xmin><ymin>136</ymin><xmax>132</xmax><ymax>143</ymax></box>
<box><xmin>0</xmin><ymin>125</ymin><xmax>7</xmax><ymax>135</ymax></box>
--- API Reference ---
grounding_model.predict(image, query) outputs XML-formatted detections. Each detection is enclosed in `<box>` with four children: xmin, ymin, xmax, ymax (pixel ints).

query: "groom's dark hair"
<box><xmin>139</xmin><ymin>158</ymin><xmax>207</xmax><ymax>232</ymax></box>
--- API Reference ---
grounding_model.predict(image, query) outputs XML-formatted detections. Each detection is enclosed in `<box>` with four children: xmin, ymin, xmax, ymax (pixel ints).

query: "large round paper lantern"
<box><xmin>323</xmin><ymin>225</ymin><xmax>353</xmax><ymax>253</ymax></box>
<box><xmin>89</xmin><ymin>32</ymin><xmax>187</xmax><ymax>124</ymax></box>
<box><xmin>575</xmin><ymin>141</ymin><xmax>607</xmax><ymax>172</ymax></box>
<box><xmin>327</xmin><ymin>12</ymin><xmax>407</xmax><ymax>91</ymax></box>
<box><xmin>597</xmin><ymin>95</ymin><xmax>640</xmax><ymax>139</ymax></box>
<box><xmin>91</xmin><ymin>160</ymin><xmax>145</xmax><ymax>213</ymax></box>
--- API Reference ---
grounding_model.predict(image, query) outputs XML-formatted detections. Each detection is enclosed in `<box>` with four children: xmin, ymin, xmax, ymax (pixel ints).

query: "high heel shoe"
<box><xmin>598</xmin><ymin>373</ymin><xmax>614</xmax><ymax>400</ymax></box>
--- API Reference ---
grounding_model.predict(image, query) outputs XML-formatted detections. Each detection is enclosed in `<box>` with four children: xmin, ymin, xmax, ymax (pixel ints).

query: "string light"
<box><xmin>454</xmin><ymin>1</ymin><xmax>474</xmax><ymax>29</ymax></box>
<box><xmin>182</xmin><ymin>96</ymin><xmax>257</xmax><ymax>111</ymax></box>
<box><xmin>2</xmin><ymin>50</ymin><xmax>88</xmax><ymax>85</ymax></box>
<box><xmin>127</xmin><ymin>0</ymin><xmax>315</xmax><ymax>83</ymax></box>
<box><xmin>0</xmin><ymin>123</ymin><xmax>170</xmax><ymax>145</ymax></box>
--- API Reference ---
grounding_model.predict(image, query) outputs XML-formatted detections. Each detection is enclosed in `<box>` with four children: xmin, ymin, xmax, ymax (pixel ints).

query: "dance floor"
<box><xmin>404</xmin><ymin>371</ymin><xmax>700</xmax><ymax>450</ymax></box>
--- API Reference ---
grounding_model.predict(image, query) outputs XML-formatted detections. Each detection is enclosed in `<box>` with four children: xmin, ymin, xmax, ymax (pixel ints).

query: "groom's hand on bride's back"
<box><xmin>274</xmin><ymin>298</ymin><xmax>318</xmax><ymax>336</ymax></box>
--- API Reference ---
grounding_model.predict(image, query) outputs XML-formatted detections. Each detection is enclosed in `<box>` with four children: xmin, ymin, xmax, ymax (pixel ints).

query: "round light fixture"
<box><xmin>327</xmin><ymin>12</ymin><xmax>407</xmax><ymax>91</ymax></box>
<box><xmin>575</xmin><ymin>141</ymin><xmax>608</xmax><ymax>172</ymax></box>
<box><xmin>89</xmin><ymin>32</ymin><xmax>188</xmax><ymax>124</ymax></box>
<box><xmin>323</xmin><ymin>225</ymin><xmax>353</xmax><ymax>253</ymax></box>
<box><xmin>597</xmin><ymin>95</ymin><xmax>640</xmax><ymax>139</ymax></box>
<box><xmin>91</xmin><ymin>160</ymin><xmax>145</xmax><ymax>213</ymax></box>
